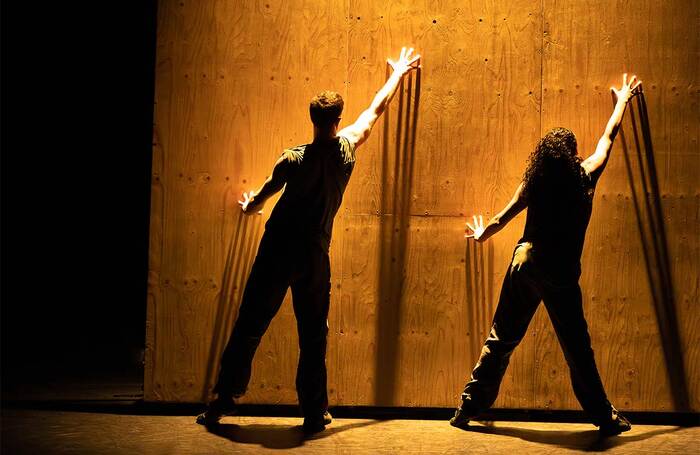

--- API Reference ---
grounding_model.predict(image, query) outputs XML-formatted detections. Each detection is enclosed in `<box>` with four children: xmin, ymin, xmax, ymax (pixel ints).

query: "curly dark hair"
<box><xmin>309</xmin><ymin>91</ymin><xmax>344</xmax><ymax>127</ymax></box>
<box><xmin>521</xmin><ymin>127</ymin><xmax>589</xmax><ymax>201</ymax></box>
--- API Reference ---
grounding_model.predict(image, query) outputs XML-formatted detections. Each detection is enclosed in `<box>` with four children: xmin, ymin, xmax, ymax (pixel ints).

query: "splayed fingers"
<box><xmin>465</xmin><ymin>214</ymin><xmax>485</xmax><ymax>240</ymax></box>
<box><xmin>388</xmin><ymin>47</ymin><xmax>421</xmax><ymax>75</ymax></box>
<box><xmin>238</xmin><ymin>191</ymin><xmax>262</xmax><ymax>214</ymax></box>
<box><xmin>612</xmin><ymin>73</ymin><xmax>642</xmax><ymax>101</ymax></box>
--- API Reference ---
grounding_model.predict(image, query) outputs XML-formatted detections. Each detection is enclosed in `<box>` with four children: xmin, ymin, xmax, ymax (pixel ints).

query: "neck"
<box><xmin>313</xmin><ymin>126</ymin><xmax>337</xmax><ymax>142</ymax></box>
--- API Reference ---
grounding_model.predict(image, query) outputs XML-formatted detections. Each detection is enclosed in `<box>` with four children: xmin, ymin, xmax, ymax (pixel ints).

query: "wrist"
<box><xmin>615</xmin><ymin>98</ymin><xmax>629</xmax><ymax>109</ymax></box>
<box><xmin>247</xmin><ymin>194</ymin><xmax>258</xmax><ymax>208</ymax></box>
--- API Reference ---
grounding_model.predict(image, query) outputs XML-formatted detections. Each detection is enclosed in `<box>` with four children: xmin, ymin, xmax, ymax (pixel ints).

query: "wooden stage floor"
<box><xmin>2</xmin><ymin>409</ymin><xmax>698</xmax><ymax>454</ymax></box>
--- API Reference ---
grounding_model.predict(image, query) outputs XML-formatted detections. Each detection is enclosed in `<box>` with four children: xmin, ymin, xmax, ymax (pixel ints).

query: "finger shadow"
<box><xmin>465</xmin><ymin>239</ymin><xmax>495</xmax><ymax>358</ymax></box>
<box><xmin>617</xmin><ymin>91</ymin><xmax>689</xmax><ymax>411</ymax></box>
<box><xmin>201</xmin><ymin>191</ymin><xmax>263</xmax><ymax>401</ymax></box>
<box><xmin>464</xmin><ymin>422</ymin><xmax>682</xmax><ymax>452</ymax></box>
<box><xmin>375</xmin><ymin>64</ymin><xmax>421</xmax><ymax>405</ymax></box>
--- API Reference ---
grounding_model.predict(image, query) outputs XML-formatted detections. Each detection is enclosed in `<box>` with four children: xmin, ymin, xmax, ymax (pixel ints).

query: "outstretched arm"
<box><xmin>465</xmin><ymin>183</ymin><xmax>527</xmax><ymax>242</ymax></box>
<box><xmin>338</xmin><ymin>47</ymin><xmax>420</xmax><ymax>149</ymax></box>
<box><xmin>581</xmin><ymin>73</ymin><xmax>642</xmax><ymax>181</ymax></box>
<box><xmin>238</xmin><ymin>155</ymin><xmax>289</xmax><ymax>214</ymax></box>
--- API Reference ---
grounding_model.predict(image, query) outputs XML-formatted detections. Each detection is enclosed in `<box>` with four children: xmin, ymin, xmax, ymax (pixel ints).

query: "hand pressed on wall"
<box><xmin>387</xmin><ymin>47</ymin><xmax>421</xmax><ymax>76</ymax></box>
<box><xmin>238</xmin><ymin>191</ymin><xmax>263</xmax><ymax>215</ymax></box>
<box><xmin>465</xmin><ymin>215</ymin><xmax>485</xmax><ymax>241</ymax></box>
<box><xmin>611</xmin><ymin>73</ymin><xmax>642</xmax><ymax>103</ymax></box>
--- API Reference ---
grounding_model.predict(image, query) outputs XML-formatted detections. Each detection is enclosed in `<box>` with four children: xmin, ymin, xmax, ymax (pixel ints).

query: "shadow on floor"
<box><xmin>3</xmin><ymin>399</ymin><xmax>697</xmax><ymax>426</ymax></box>
<box><xmin>464</xmin><ymin>422</ymin><xmax>682</xmax><ymax>452</ymax></box>
<box><xmin>205</xmin><ymin>419</ymin><xmax>381</xmax><ymax>449</ymax></box>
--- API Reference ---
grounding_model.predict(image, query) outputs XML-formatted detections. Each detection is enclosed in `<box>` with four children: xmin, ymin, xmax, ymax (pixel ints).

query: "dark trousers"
<box><xmin>460</xmin><ymin>244</ymin><xmax>614</xmax><ymax>425</ymax></box>
<box><xmin>213</xmin><ymin>231</ymin><xmax>331</xmax><ymax>418</ymax></box>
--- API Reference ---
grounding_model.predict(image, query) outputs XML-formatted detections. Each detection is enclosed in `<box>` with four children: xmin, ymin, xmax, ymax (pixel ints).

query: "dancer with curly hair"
<box><xmin>451</xmin><ymin>74</ymin><xmax>642</xmax><ymax>436</ymax></box>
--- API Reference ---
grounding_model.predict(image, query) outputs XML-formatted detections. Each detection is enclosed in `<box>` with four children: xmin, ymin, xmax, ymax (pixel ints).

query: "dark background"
<box><xmin>1</xmin><ymin>2</ymin><xmax>157</xmax><ymax>389</ymax></box>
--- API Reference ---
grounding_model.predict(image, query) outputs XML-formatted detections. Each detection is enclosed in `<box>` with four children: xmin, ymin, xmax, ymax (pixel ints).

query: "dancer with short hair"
<box><xmin>197</xmin><ymin>48</ymin><xmax>420</xmax><ymax>434</ymax></box>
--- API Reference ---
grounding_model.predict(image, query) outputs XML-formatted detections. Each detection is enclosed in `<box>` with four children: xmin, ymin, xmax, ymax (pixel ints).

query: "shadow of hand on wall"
<box><xmin>464</xmin><ymin>239</ymin><xmax>495</xmax><ymax>357</ymax></box>
<box><xmin>202</xmin><ymin>196</ymin><xmax>264</xmax><ymax>400</ymax></box>
<box><xmin>374</xmin><ymin>65</ymin><xmax>421</xmax><ymax>405</ymax></box>
<box><xmin>205</xmin><ymin>419</ymin><xmax>380</xmax><ymax>449</ymax></box>
<box><xmin>464</xmin><ymin>423</ymin><xmax>681</xmax><ymax>452</ymax></box>
<box><xmin>617</xmin><ymin>92</ymin><xmax>689</xmax><ymax>411</ymax></box>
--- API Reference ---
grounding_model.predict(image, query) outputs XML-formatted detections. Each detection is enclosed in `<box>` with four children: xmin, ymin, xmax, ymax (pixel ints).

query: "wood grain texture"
<box><xmin>147</xmin><ymin>0</ymin><xmax>699</xmax><ymax>411</ymax></box>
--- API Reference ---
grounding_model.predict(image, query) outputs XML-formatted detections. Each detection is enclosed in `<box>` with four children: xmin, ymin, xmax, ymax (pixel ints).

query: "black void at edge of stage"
<box><xmin>3</xmin><ymin>400</ymin><xmax>698</xmax><ymax>427</ymax></box>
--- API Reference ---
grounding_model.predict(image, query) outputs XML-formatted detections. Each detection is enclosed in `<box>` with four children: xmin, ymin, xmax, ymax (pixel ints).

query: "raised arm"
<box><xmin>238</xmin><ymin>155</ymin><xmax>289</xmax><ymax>214</ymax></box>
<box><xmin>338</xmin><ymin>47</ymin><xmax>420</xmax><ymax>149</ymax></box>
<box><xmin>465</xmin><ymin>183</ymin><xmax>527</xmax><ymax>242</ymax></box>
<box><xmin>581</xmin><ymin>73</ymin><xmax>642</xmax><ymax>180</ymax></box>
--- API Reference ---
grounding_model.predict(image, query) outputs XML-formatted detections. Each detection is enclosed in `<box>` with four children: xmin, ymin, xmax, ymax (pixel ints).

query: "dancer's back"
<box><xmin>520</xmin><ymin>156</ymin><xmax>595</xmax><ymax>281</ymax></box>
<box><xmin>265</xmin><ymin>137</ymin><xmax>356</xmax><ymax>250</ymax></box>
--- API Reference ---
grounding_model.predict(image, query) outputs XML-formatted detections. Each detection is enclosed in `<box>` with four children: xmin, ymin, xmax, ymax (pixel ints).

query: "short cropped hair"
<box><xmin>309</xmin><ymin>91</ymin><xmax>344</xmax><ymax>127</ymax></box>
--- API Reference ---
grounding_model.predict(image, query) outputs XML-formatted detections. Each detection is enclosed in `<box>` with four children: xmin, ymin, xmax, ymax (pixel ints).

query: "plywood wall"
<box><xmin>146</xmin><ymin>0</ymin><xmax>699</xmax><ymax>412</ymax></box>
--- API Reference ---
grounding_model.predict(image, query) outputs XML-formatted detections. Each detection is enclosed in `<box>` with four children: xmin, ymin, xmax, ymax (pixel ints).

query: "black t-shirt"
<box><xmin>519</xmin><ymin>165</ymin><xmax>596</xmax><ymax>282</ymax></box>
<box><xmin>265</xmin><ymin>135</ymin><xmax>356</xmax><ymax>250</ymax></box>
